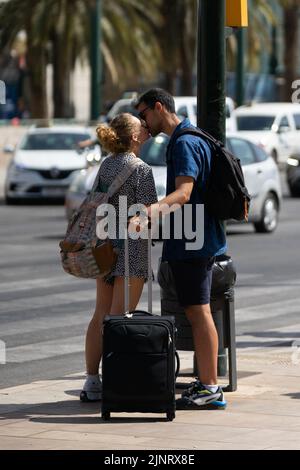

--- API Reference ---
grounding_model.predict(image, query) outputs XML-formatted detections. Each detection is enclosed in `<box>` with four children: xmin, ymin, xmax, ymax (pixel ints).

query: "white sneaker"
<box><xmin>80</xmin><ymin>376</ymin><xmax>102</xmax><ymax>402</ymax></box>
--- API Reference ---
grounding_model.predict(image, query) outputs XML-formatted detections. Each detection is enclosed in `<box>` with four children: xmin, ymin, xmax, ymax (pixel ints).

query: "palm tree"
<box><xmin>0</xmin><ymin>0</ymin><xmax>162</xmax><ymax>118</ymax></box>
<box><xmin>157</xmin><ymin>0</ymin><xmax>197</xmax><ymax>95</ymax></box>
<box><xmin>0</xmin><ymin>0</ymin><xmax>49</xmax><ymax>118</ymax></box>
<box><xmin>48</xmin><ymin>0</ymin><xmax>162</xmax><ymax>117</ymax></box>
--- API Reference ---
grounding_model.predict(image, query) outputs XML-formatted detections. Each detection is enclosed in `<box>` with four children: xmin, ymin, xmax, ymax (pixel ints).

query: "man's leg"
<box><xmin>177</xmin><ymin>304</ymin><xmax>226</xmax><ymax>408</ymax></box>
<box><xmin>185</xmin><ymin>303</ymin><xmax>218</xmax><ymax>385</ymax></box>
<box><xmin>169</xmin><ymin>257</ymin><xmax>227</xmax><ymax>409</ymax></box>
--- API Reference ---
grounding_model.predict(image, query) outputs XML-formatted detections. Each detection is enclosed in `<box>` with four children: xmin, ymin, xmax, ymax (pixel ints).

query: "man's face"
<box><xmin>137</xmin><ymin>102</ymin><xmax>163</xmax><ymax>137</ymax></box>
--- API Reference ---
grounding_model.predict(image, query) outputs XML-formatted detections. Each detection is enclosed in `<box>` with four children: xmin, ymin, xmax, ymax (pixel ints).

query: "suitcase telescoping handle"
<box><xmin>124</xmin><ymin>219</ymin><xmax>152</xmax><ymax>315</ymax></box>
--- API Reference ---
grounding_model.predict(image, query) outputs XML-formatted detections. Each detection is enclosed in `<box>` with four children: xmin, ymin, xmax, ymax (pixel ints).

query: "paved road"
<box><xmin>0</xmin><ymin>180</ymin><xmax>300</xmax><ymax>389</ymax></box>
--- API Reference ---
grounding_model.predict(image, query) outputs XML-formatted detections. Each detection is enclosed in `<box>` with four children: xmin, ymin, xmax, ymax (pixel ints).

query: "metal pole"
<box><xmin>90</xmin><ymin>0</ymin><xmax>102</xmax><ymax>121</ymax></box>
<box><xmin>236</xmin><ymin>28</ymin><xmax>245</xmax><ymax>107</ymax></box>
<box><xmin>197</xmin><ymin>0</ymin><xmax>226</xmax><ymax>144</ymax></box>
<box><xmin>197</xmin><ymin>1</ymin><xmax>227</xmax><ymax>377</ymax></box>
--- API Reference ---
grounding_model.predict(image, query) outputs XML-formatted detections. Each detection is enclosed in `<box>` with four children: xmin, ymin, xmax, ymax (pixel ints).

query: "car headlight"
<box><xmin>69</xmin><ymin>170</ymin><xmax>88</xmax><ymax>193</ymax></box>
<box><xmin>9</xmin><ymin>163</ymin><xmax>31</xmax><ymax>176</ymax></box>
<box><xmin>287</xmin><ymin>157</ymin><xmax>300</xmax><ymax>167</ymax></box>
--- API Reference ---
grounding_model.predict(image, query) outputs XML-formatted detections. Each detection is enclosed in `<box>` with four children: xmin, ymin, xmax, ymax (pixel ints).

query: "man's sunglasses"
<box><xmin>138</xmin><ymin>106</ymin><xmax>151</xmax><ymax>120</ymax></box>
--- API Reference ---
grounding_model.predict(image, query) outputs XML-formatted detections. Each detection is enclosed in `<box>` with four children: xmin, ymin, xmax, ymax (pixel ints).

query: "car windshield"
<box><xmin>20</xmin><ymin>132</ymin><xmax>91</xmax><ymax>150</ymax></box>
<box><xmin>139</xmin><ymin>134</ymin><xmax>169</xmax><ymax>166</ymax></box>
<box><xmin>237</xmin><ymin>115</ymin><xmax>275</xmax><ymax>131</ymax></box>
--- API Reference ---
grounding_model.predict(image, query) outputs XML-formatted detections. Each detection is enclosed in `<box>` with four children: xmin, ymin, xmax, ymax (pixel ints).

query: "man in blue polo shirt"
<box><xmin>135</xmin><ymin>88</ymin><xmax>227</xmax><ymax>409</ymax></box>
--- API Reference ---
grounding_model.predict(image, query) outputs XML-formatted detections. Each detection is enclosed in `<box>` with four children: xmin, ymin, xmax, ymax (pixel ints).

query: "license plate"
<box><xmin>42</xmin><ymin>188</ymin><xmax>65</xmax><ymax>196</ymax></box>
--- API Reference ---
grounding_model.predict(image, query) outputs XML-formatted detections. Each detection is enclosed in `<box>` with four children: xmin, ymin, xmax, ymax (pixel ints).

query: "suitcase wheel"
<box><xmin>102</xmin><ymin>411</ymin><xmax>111</xmax><ymax>421</ymax></box>
<box><xmin>166</xmin><ymin>411</ymin><xmax>175</xmax><ymax>421</ymax></box>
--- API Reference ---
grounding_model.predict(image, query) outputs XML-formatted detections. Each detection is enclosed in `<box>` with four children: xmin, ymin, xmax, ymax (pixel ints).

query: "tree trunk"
<box><xmin>52</xmin><ymin>32</ymin><xmax>74</xmax><ymax>118</ymax></box>
<box><xmin>159</xmin><ymin>0</ymin><xmax>179</xmax><ymax>94</ymax></box>
<box><xmin>163</xmin><ymin>71</ymin><xmax>177</xmax><ymax>96</ymax></box>
<box><xmin>283</xmin><ymin>3</ymin><xmax>299</xmax><ymax>101</ymax></box>
<box><xmin>52</xmin><ymin>1</ymin><xmax>74</xmax><ymax>119</ymax></box>
<box><xmin>180</xmin><ymin>49</ymin><xmax>194</xmax><ymax>95</ymax></box>
<box><xmin>26</xmin><ymin>39</ymin><xmax>48</xmax><ymax>119</ymax></box>
<box><xmin>178</xmin><ymin>4</ymin><xmax>195</xmax><ymax>96</ymax></box>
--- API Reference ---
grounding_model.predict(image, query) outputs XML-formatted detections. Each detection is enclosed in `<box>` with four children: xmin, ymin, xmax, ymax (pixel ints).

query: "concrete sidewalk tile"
<box><xmin>198</xmin><ymin>411</ymin><xmax>300</xmax><ymax>431</ymax></box>
<box><xmin>137</xmin><ymin>439</ymin><xmax>268</xmax><ymax>451</ymax></box>
<box><xmin>219</xmin><ymin>428</ymin><xmax>300</xmax><ymax>446</ymax></box>
<box><xmin>0</xmin><ymin>425</ymin><xmax>51</xmax><ymax>438</ymax></box>
<box><xmin>227</xmin><ymin>399</ymin><xmax>300</xmax><ymax>417</ymax></box>
<box><xmin>0</xmin><ymin>380</ymin><xmax>65</xmax><ymax>395</ymax></box>
<box><xmin>0</xmin><ymin>418</ymin><xmax>23</xmax><ymax>427</ymax></box>
<box><xmin>48</xmin><ymin>442</ymin><xmax>164</xmax><ymax>451</ymax></box>
<box><xmin>118</xmin><ymin>421</ymin><xmax>256</xmax><ymax>442</ymax></box>
<box><xmin>266</xmin><ymin>443</ymin><xmax>300</xmax><ymax>450</ymax></box>
<box><xmin>30</xmin><ymin>430</ymin><xmax>157</xmax><ymax>446</ymax></box>
<box><xmin>0</xmin><ymin>436</ymin><xmax>69</xmax><ymax>450</ymax></box>
<box><xmin>1</xmin><ymin>343</ymin><xmax>300</xmax><ymax>450</ymax></box>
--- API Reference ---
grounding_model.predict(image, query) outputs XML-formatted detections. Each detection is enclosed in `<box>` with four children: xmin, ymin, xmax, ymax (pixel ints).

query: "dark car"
<box><xmin>286</xmin><ymin>154</ymin><xmax>300</xmax><ymax>197</ymax></box>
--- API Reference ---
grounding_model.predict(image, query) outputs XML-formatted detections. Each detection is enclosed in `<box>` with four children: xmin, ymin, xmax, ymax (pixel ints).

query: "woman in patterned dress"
<box><xmin>81</xmin><ymin>113</ymin><xmax>158</xmax><ymax>402</ymax></box>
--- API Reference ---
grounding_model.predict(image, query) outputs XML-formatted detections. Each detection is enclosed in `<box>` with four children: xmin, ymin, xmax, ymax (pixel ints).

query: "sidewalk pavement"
<box><xmin>1</xmin><ymin>347</ymin><xmax>300</xmax><ymax>450</ymax></box>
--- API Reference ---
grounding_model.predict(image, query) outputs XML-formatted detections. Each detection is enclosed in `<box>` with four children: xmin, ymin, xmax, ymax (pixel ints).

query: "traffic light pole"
<box><xmin>197</xmin><ymin>0</ymin><xmax>227</xmax><ymax>377</ymax></box>
<box><xmin>236</xmin><ymin>27</ymin><xmax>246</xmax><ymax>107</ymax></box>
<box><xmin>90</xmin><ymin>0</ymin><xmax>102</xmax><ymax>121</ymax></box>
<box><xmin>197</xmin><ymin>0</ymin><xmax>226</xmax><ymax>144</ymax></box>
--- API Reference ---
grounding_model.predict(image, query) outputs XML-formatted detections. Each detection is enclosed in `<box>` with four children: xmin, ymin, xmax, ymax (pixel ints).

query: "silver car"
<box><xmin>65</xmin><ymin>133</ymin><xmax>282</xmax><ymax>233</ymax></box>
<box><xmin>4</xmin><ymin>126</ymin><xmax>93</xmax><ymax>203</ymax></box>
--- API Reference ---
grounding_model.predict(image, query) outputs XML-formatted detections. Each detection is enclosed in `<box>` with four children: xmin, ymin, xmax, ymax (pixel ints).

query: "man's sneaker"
<box><xmin>80</xmin><ymin>376</ymin><xmax>102</xmax><ymax>402</ymax></box>
<box><xmin>176</xmin><ymin>380</ymin><xmax>227</xmax><ymax>410</ymax></box>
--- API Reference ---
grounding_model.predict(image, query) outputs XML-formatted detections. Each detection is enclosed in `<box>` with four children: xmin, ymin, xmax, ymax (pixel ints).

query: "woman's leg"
<box><xmin>110</xmin><ymin>276</ymin><xmax>145</xmax><ymax>314</ymax></box>
<box><xmin>85</xmin><ymin>277</ymin><xmax>113</xmax><ymax>375</ymax></box>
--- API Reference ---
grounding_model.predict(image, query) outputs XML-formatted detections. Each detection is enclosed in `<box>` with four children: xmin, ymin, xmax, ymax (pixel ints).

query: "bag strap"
<box><xmin>91</xmin><ymin>154</ymin><xmax>143</xmax><ymax>197</ymax></box>
<box><xmin>107</xmin><ymin>156</ymin><xmax>143</xmax><ymax>198</ymax></box>
<box><xmin>172</xmin><ymin>127</ymin><xmax>223</xmax><ymax>148</ymax></box>
<box><xmin>167</xmin><ymin>127</ymin><xmax>221</xmax><ymax>162</ymax></box>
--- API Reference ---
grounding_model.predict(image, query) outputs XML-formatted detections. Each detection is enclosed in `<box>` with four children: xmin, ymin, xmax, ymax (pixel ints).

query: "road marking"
<box><xmin>236</xmin><ymin>297</ymin><xmax>300</xmax><ymax>321</ymax></box>
<box><xmin>6</xmin><ymin>335</ymin><xmax>85</xmax><ymax>363</ymax></box>
<box><xmin>0</xmin><ymin>275</ymin><xmax>89</xmax><ymax>294</ymax></box>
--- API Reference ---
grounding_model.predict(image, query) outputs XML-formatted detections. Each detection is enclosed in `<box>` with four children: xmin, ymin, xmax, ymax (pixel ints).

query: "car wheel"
<box><xmin>5</xmin><ymin>195</ymin><xmax>20</xmax><ymax>205</ymax></box>
<box><xmin>289</xmin><ymin>185</ymin><xmax>300</xmax><ymax>198</ymax></box>
<box><xmin>254</xmin><ymin>193</ymin><xmax>279</xmax><ymax>233</ymax></box>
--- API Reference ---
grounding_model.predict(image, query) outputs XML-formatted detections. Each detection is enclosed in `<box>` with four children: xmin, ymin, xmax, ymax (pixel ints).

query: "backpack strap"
<box><xmin>167</xmin><ymin>126</ymin><xmax>222</xmax><ymax>162</ymax></box>
<box><xmin>107</xmin><ymin>157</ymin><xmax>143</xmax><ymax>198</ymax></box>
<box><xmin>91</xmin><ymin>155</ymin><xmax>143</xmax><ymax>198</ymax></box>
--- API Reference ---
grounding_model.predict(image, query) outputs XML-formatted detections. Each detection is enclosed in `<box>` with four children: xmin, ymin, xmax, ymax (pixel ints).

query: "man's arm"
<box><xmin>148</xmin><ymin>176</ymin><xmax>194</xmax><ymax>219</ymax></box>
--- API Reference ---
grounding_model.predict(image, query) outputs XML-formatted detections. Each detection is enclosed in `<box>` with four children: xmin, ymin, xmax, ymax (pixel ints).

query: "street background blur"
<box><xmin>0</xmin><ymin>0</ymin><xmax>299</xmax><ymax>123</ymax></box>
<box><xmin>1</xmin><ymin>0</ymin><xmax>300</xmax><ymax>451</ymax></box>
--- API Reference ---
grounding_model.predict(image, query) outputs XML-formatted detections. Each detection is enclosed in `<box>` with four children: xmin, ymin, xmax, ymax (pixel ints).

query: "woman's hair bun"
<box><xmin>96</xmin><ymin>113</ymin><xmax>137</xmax><ymax>154</ymax></box>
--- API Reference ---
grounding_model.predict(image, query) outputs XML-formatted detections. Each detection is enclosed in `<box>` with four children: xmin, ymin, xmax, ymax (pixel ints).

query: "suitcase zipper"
<box><xmin>104</xmin><ymin>320</ymin><xmax>173</xmax><ymax>347</ymax></box>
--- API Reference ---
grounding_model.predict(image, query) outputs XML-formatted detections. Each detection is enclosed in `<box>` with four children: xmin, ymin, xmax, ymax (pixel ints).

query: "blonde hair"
<box><xmin>96</xmin><ymin>113</ymin><xmax>138</xmax><ymax>154</ymax></box>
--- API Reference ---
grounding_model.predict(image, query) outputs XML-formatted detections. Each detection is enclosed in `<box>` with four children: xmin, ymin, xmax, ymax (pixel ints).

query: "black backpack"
<box><xmin>167</xmin><ymin>127</ymin><xmax>251</xmax><ymax>221</ymax></box>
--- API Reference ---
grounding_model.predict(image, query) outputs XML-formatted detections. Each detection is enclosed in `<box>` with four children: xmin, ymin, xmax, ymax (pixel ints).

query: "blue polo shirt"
<box><xmin>162</xmin><ymin>119</ymin><xmax>227</xmax><ymax>261</ymax></box>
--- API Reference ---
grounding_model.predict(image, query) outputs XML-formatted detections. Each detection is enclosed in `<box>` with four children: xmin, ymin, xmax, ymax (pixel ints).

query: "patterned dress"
<box><xmin>97</xmin><ymin>152</ymin><xmax>158</xmax><ymax>282</ymax></box>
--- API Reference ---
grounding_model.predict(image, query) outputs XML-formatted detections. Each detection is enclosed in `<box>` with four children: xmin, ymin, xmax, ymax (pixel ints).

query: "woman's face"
<box><xmin>131</xmin><ymin>116</ymin><xmax>151</xmax><ymax>148</ymax></box>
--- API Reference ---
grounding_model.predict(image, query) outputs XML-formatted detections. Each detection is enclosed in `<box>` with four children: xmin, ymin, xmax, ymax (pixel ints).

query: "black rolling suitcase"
<box><xmin>101</xmin><ymin>226</ymin><xmax>177</xmax><ymax>421</ymax></box>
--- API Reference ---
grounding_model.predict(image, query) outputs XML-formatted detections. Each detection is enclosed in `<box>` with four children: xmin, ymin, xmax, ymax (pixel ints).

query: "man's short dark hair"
<box><xmin>133</xmin><ymin>88</ymin><xmax>175</xmax><ymax>113</ymax></box>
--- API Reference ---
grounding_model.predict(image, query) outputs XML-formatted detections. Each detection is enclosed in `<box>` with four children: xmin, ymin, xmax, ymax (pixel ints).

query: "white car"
<box><xmin>4</xmin><ymin>126</ymin><xmax>93</xmax><ymax>203</ymax></box>
<box><xmin>233</xmin><ymin>102</ymin><xmax>300</xmax><ymax>165</ymax></box>
<box><xmin>174</xmin><ymin>96</ymin><xmax>236</xmax><ymax>132</ymax></box>
<box><xmin>106</xmin><ymin>96</ymin><xmax>236</xmax><ymax>131</ymax></box>
<box><xmin>65</xmin><ymin>133</ymin><xmax>281</xmax><ymax>233</ymax></box>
